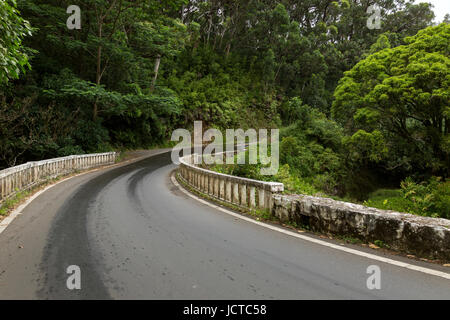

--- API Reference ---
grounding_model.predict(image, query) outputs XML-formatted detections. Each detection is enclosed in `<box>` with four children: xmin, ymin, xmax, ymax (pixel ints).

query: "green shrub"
<box><xmin>401</xmin><ymin>177</ymin><xmax>449</xmax><ymax>219</ymax></box>
<box><xmin>365</xmin><ymin>177</ymin><xmax>449</xmax><ymax>219</ymax></box>
<box><xmin>279</xmin><ymin>103</ymin><xmax>345</xmax><ymax>196</ymax></box>
<box><xmin>273</xmin><ymin>164</ymin><xmax>319</xmax><ymax>195</ymax></box>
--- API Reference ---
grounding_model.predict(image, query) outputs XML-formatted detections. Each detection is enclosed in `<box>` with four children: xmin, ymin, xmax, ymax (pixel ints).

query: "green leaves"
<box><xmin>132</xmin><ymin>18</ymin><xmax>187</xmax><ymax>58</ymax></box>
<box><xmin>0</xmin><ymin>0</ymin><xmax>32</xmax><ymax>84</ymax></box>
<box><xmin>332</xmin><ymin>24</ymin><xmax>450</xmax><ymax>176</ymax></box>
<box><xmin>400</xmin><ymin>177</ymin><xmax>450</xmax><ymax>218</ymax></box>
<box><xmin>278</xmin><ymin>101</ymin><xmax>345</xmax><ymax>195</ymax></box>
<box><xmin>343</xmin><ymin>130</ymin><xmax>388</xmax><ymax>163</ymax></box>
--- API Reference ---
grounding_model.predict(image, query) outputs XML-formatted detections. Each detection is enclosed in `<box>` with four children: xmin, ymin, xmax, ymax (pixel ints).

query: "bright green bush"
<box><xmin>273</xmin><ymin>164</ymin><xmax>319</xmax><ymax>195</ymax></box>
<box><xmin>365</xmin><ymin>177</ymin><xmax>449</xmax><ymax>218</ymax></box>
<box><xmin>401</xmin><ymin>177</ymin><xmax>449</xmax><ymax>218</ymax></box>
<box><xmin>279</xmin><ymin>102</ymin><xmax>345</xmax><ymax>195</ymax></box>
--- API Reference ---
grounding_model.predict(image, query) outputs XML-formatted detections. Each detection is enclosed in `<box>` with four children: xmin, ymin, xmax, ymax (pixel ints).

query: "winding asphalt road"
<box><xmin>0</xmin><ymin>150</ymin><xmax>449</xmax><ymax>299</ymax></box>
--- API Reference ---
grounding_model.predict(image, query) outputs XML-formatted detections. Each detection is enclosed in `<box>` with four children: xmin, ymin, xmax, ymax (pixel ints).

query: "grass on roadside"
<box><xmin>0</xmin><ymin>189</ymin><xmax>31</xmax><ymax>217</ymax></box>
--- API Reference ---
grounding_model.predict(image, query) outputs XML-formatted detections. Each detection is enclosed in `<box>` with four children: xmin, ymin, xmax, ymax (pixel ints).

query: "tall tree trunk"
<box><xmin>94</xmin><ymin>21</ymin><xmax>103</xmax><ymax>120</ymax></box>
<box><xmin>151</xmin><ymin>55</ymin><xmax>161</xmax><ymax>92</ymax></box>
<box><xmin>206</xmin><ymin>15</ymin><xmax>212</xmax><ymax>45</ymax></box>
<box><xmin>225</xmin><ymin>43</ymin><xmax>231</xmax><ymax>58</ymax></box>
<box><xmin>181</xmin><ymin>4</ymin><xmax>185</xmax><ymax>23</ymax></box>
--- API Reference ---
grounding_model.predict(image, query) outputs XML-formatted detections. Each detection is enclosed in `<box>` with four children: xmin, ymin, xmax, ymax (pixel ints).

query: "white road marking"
<box><xmin>0</xmin><ymin>174</ymin><xmax>82</xmax><ymax>234</ymax></box>
<box><xmin>0</xmin><ymin>150</ymin><xmax>171</xmax><ymax>235</ymax></box>
<box><xmin>171</xmin><ymin>173</ymin><xmax>450</xmax><ymax>281</ymax></box>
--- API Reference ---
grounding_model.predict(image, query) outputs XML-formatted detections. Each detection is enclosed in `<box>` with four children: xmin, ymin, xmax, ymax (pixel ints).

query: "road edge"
<box><xmin>171</xmin><ymin>171</ymin><xmax>450</xmax><ymax>281</ymax></box>
<box><xmin>0</xmin><ymin>149</ymin><xmax>171</xmax><ymax>235</ymax></box>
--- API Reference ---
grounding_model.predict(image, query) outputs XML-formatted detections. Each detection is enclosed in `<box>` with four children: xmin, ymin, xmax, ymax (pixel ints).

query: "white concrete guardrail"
<box><xmin>179</xmin><ymin>154</ymin><xmax>283</xmax><ymax>211</ymax></box>
<box><xmin>178</xmin><ymin>153</ymin><xmax>450</xmax><ymax>261</ymax></box>
<box><xmin>0</xmin><ymin>152</ymin><xmax>116</xmax><ymax>203</ymax></box>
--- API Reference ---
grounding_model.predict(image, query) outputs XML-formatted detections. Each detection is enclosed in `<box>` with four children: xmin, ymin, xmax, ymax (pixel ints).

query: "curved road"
<box><xmin>0</xmin><ymin>150</ymin><xmax>449</xmax><ymax>299</ymax></box>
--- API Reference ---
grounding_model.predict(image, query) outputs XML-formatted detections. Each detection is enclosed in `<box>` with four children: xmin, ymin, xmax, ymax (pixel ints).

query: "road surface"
<box><xmin>0</xmin><ymin>150</ymin><xmax>449</xmax><ymax>299</ymax></box>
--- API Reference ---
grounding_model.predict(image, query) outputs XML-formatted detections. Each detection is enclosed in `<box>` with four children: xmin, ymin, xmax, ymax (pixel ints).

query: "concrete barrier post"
<box><xmin>258</xmin><ymin>189</ymin><xmax>265</xmax><ymax>209</ymax></box>
<box><xmin>7</xmin><ymin>175</ymin><xmax>11</xmax><ymax>195</ymax></box>
<box><xmin>209</xmin><ymin>175</ymin><xmax>214</xmax><ymax>195</ymax></box>
<box><xmin>204</xmin><ymin>174</ymin><xmax>209</xmax><ymax>194</ymax></box>
<box><xmin>249</xmin><ymin>186</ymin><xmax>256</xmax><ymax>208</ymax></box>
<box><xmin>214</xmin><ymin>177</ymin><xmax>219</xmax><ymax>197</ymax></box>
<box><xmin>265</xmin><ymin>189</ymin><xmax>272</xmax><ymax>210</ymax></box>
<box><xmin>240</xmin><ymin>184</ymin><xmax>247</xmax><ymax>206</ymax></box>
<box><xmin>1</xmin><ymin>177</ymin><xmax>4</xmax><ymax>200</ymax></box>
<box><xmin>219</xmin><ymin>179</ymin><xmax>225</xmax><ymax>200</ymax></box>
<box><xmin>233</xmin><ymin>183</ymin><xmax>239</xmax><ymax>205</ymax></box>
<box><xmin>226</xmin><ymin>180</ymin><xmax>232</xmax><ymax>202</ymax></box>
<box><xmin>12</xmin><ymin>172</ymin><xmax>16</xmax><ymax>191</ymax></box>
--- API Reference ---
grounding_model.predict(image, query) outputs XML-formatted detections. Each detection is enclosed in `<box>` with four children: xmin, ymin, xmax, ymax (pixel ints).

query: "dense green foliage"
<box><xmin>333</xmin><ymin>23</ymin><xmax>449</xmax><ymax>178</ymax></box>
<box><xmin>0</xmin><ymin>0</ymin><xmax>32</xmax><ymax>83</ymax></box>
<box><xmin>0</xmin><ymin>0</ymin><xmax>448</xmax><ymax>217</ymax></box>
<box><xmin>365</xmin><ymin>177</ymin><xmax>450</xmax><ymax>219</ymax></box>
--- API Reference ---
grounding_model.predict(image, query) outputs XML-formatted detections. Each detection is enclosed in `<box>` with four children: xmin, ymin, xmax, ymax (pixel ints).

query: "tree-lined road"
<box><xmin>0</xmin><ymin>151</ymin><xmax>449</xmax><ymax>299</ymax></box>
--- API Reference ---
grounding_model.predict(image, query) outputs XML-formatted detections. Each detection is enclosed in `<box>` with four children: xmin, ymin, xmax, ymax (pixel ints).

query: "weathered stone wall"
<box><xmin>178</xmin><ymin>152</ymin><xmax>450</xmax><ymax>260</ymax></box>
<box><xmin>273</xmin><ymin>194</ymin><xmax>450</xmax><ymax>261</ymax></box>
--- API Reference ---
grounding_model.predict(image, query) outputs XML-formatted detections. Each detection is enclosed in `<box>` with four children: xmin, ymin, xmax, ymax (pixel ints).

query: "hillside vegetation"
<box><xmin>0</xmin><ymin>0</ymin><xmax>448</xmax><ymax>217</ymax></box>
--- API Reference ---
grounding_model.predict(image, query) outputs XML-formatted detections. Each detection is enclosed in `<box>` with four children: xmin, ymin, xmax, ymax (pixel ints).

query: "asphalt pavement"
<box><xmin>0</xmin><ymin>150</ymin><xmax>449</xmax><ymax>299</ymax></box>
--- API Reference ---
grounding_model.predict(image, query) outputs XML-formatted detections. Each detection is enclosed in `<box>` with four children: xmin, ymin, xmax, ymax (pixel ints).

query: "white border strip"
<box><xmin>0</xmin><ymin>149</ymin><xmax>170</xmax><ymax>235</ymax></box>
<box><xmin>171</xmin><ymin>173</ymin><xmax>450</xmax><ymax>281</ymax></box>
<box><xmin>0</xmin><ymin>171</ymin><xmax>97</xmax><ymax>234</ymax></box>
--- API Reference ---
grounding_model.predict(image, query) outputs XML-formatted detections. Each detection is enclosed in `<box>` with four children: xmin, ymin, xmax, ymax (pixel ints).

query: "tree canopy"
<box><xmin>0</xmin><ymin>0</ymin><xmax>32</xmax><ymax>84</ymax></box>
<box><xmin>333</xmin><ymin>23</ymin><xmax>449</xmax><ymax>176</ymax></box>
<box><xmin>0</xmin><ymin>0</ymin><xmax>448</xmax><ymax>216</ymax></box>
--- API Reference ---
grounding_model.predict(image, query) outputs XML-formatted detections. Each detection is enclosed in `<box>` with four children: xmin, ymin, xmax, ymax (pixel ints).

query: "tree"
<box><xmin>332</xmin><ymin>23</ymin><xmax>450</xmax><ymax>176</ymax></box>
<box><xmin>444</xmin><ymin>14</ymin><xmax>450</xmax><ymax>24</ymax></box>
<box><xmin>0</xmin><ymin>0</ymin><xmax>32</xmax><ymax>84</ymax></box>
<box><xmin>131</xmin><ymin>18</ymin><xmax>187</xmax><ymax>91</ymax></box>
